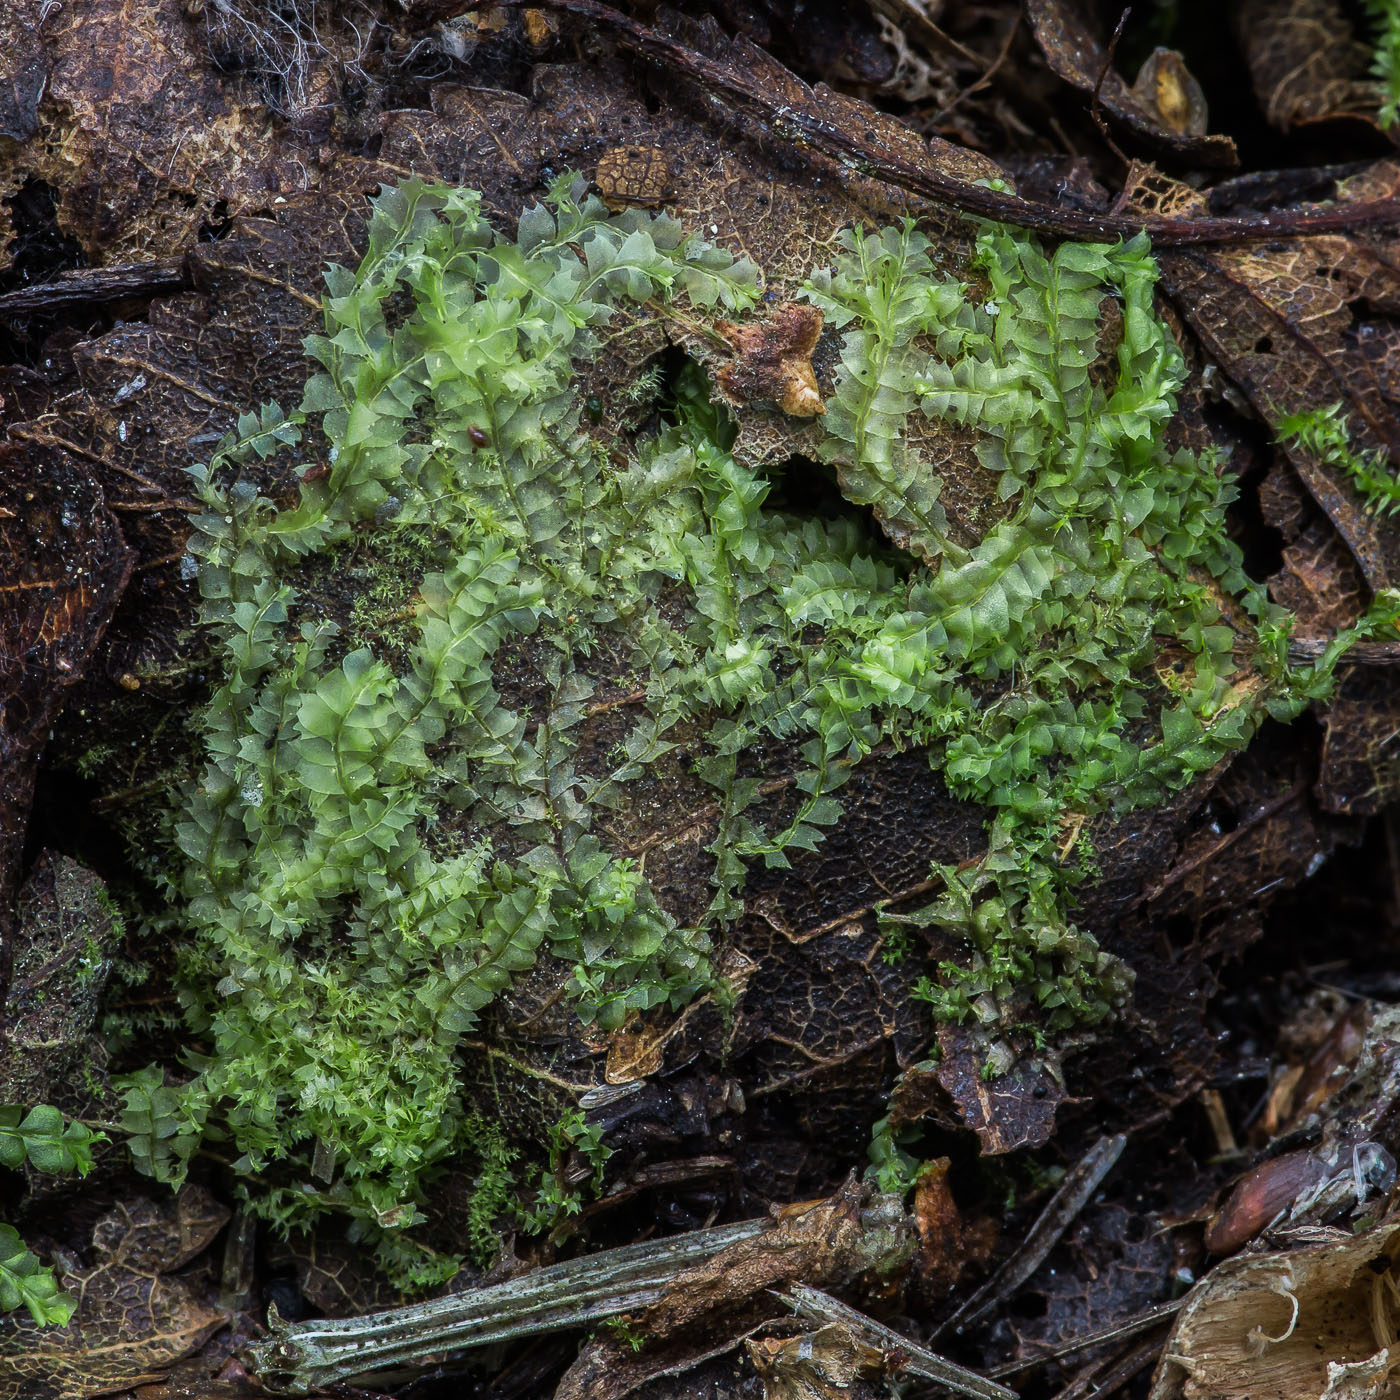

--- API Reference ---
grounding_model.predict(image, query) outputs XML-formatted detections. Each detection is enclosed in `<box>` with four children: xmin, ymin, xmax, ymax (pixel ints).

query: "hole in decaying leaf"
<box><xmin>198</xmin><ymin>199</ymin><xmax>234</xmax><ymax>242</ymax></box>
<box><xmin>1007</xmin><ymin>1288</ymin><xmax>1050</xmax><ymax>1321</ymax></box>
<box><xmin>1216</xmin><ymin>410</ymin><xmax>1287</xmax><ymax>582</ymax></box>
<box><xmin>22</xmin><ymin>764</ymin><xmax>138</xmax><ymax>901</ymax></box>
<box><xmin>765</xmin><ymin>454</ymin><xmax>901</xmax><ymax>559</ymax></box>
<box><xmin>1253</xmin><ymin>336</ymin><xmax>1273</xmax><ymax>355</ymax></box>
<box><xmin>0</xmin><ymin>179</ymin><xmax>85</xmax><ymax>288</ymax></box>
<box><xmin>0</xmin><ymin>178</ymin><xmax>97</xmax><ymax>366</ymax></box>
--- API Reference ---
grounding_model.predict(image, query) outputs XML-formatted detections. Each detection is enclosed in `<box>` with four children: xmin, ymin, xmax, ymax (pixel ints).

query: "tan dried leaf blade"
<box><xmin>0</xmin><ymin>1188</ymin><xmax>230</xmax><ymax>1400</ymax></box>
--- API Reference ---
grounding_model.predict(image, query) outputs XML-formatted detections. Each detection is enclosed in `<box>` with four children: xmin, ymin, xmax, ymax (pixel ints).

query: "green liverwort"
<box><xmin>120</xmin><ymin>177</ymin><xmax>1399</xmax><ymax>1285</ymax></box>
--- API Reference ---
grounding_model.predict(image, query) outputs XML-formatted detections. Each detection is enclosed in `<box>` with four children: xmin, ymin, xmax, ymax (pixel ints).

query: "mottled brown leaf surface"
<box><xmin>1153</xmin><ymin>164</ymin><xmax>1400</xmax><ymax>588</ymax></box>
<box><xmin>0</xmin><ymin>1</ymin><xmax>47</xmax><ymax>144</ymax></box>
<box><xmin>0</xmin><ymin>1188</ymin><xmax>229</xmax><ymax>1400</ymax></box>
<box><xmin>1316</xmin><ymin>667</ymin><xmax>1400</xmax><ymax>815</ymax></box>
<box><xmin>0</xmin><ymin>0</ymin><xmax>328</xmax><ymax>269</ymax></box>
<box><xmin>1236</xmin><ymin>0</ymin><xmax>1385</xmax><ymax>131</ymax></box>
<box><xmin>933</xmin><ymin>1026</ymin><xmax>1068</xmax><ymax>1155</ymax></box>
<box><xmin>0</xmin><ymin>849</ymin><xmax>114</xmax><ymax>1108</ymax></box>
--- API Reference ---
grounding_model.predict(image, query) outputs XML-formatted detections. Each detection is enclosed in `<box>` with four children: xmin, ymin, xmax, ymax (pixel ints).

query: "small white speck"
<box><xmin>180</xmin><ymin>554</ymin><xmax>199</xmax><ymax>580</ymax></box>
<box><xmin>241</xmin><ymin>777</ymin><xmax>264</xmax><ymax>807</ymax></box>
<box><xmin>710</xmin><ymin>223</ymin><xmax>718</xmax><ymax>235</ymax></box>
<box><xmin>118</xmin><ymin>420</ymin><xmax>128</xmax><ymax>442</ymax></box>
<box><xmin>114</xmin><ymin>373</ymin><xmax>147</xmax><ymax>404</ymax></box>
<box><xmin>60</xmin><ymin>504</ymin><xmax>77</xmax><ymax>527</ymax></box>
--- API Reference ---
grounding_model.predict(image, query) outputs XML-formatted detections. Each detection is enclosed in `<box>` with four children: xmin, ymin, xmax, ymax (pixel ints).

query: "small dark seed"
<box><xmin>468</xmin><ymin>425</ymin><xmax>490</xmax><ymax>447</ymax></box>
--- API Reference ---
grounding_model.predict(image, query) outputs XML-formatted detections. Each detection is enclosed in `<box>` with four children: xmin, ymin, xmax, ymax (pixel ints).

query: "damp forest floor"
<box><xmin>4</xmin><ymin>2</ymin><xmax>1400</xmax><ymax>1399</ymax></box>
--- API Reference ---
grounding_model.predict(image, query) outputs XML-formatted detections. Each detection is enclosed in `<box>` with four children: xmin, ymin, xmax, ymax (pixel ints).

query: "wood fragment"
<box><xmin>0</xmin><ymin>259</ymin><xmax>188</xmax><ymax>316</ymax></box>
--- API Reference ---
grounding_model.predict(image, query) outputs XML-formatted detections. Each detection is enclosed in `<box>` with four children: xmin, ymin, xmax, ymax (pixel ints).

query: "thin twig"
<box><xmin>781</xmin><ymin>1284</ymin><xmax>1017</xmax><ymax>1400</ymax></box>
<box><xmin>934</xmin><ymin>1134</ymin><xmax>1127</xmax><ymax>1340</ymax></box>
<box><xmin>987</xmin><ymin>1299</ymin><xmax>1182</xmax><ymax>1378</ymax></box>
<box><xmin>1289</xmin><ymin>637</ymin><xmax>1400</xmax><ymax>665</ymax></box>
<box><xmin>1049</xmin><ymin>1329</ymin><xmax>1167</xmax><ymax>1400</ymax></box>
<box><xmin>1089</xmin><ymin>8</ymin><xmax>1133</xmax><ymax>170</ymax></box>
<box><xmin>0</xmin><ymin>258</ymin><xmax>188</xmax><ymax>316</ymax></box>
<box><xmin>932</xmin><ymin>11</ymin><xmax>1021</xmax><ymax>124</ymax></box>
<box><xmin>483</xmin><ymin>0</ymin><xmax>1400</xmax><ymax>247</ymax></box>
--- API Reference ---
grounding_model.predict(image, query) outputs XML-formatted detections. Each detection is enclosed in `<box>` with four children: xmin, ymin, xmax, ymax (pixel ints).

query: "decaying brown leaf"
<box><xmin>0</xmin><ymin>0</ymin><xmax>329</xmax><ymax>269</ymax></box>
<box><xmin>0</xmin><ymin>1187</ymin><xmax>230</xmax><ymax>1400</ymax></box>
<box><xmin>1130</xmin><ymin>49</ymin><xmax>1209</xmax><ymax>139</ymax></box>
<box><xmin>0</xmin><ymin>445</ymin><xmax>131</xmax><ymax>952</ymax></box>
<box><xmin>1151</xmin><ymin>1221</ymin><xmax>1400</xmax><ymax>1400</ymax></box>
<box><xmin>1236</xmin><ymin>0</ymin><xmax>1386</xmax><ymax>132</ymax></box>
<box><xmin>595</xmin><ymin>145</ymin><xmax>675</xmax><ymax>211</ymax></box>
<box><xmin>0</xmin><ymin>849</ymin><xmax>116</xmax><ymax>1108</ymax></box>
<box><xmin>933</xmin><ymin>1024</ymin><xmax>1068</xmax><ymax>1154</ymax></box>
<box><xmin>1149</xmin><ymin>162</ymin><xmax>1400</xmax><ymax>589</ymax></box>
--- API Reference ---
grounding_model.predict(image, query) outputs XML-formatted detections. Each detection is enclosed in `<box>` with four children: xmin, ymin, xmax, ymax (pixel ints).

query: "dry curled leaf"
<box><xmin>748</xmin><ymin>1323</ymin><xmax>891</xmax><ymax>1400</ymax></box>
<box><xmin>1024</xmin><ymin>0</ymin><xmax>1236</xmax><ymax>166</ymax></box>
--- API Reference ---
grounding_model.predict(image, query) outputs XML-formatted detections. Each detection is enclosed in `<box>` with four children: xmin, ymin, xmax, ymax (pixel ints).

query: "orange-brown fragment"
<box><xmin>716</xmin><ymin>302</ymin><xmax>825</xmax><ymax>418</ymax></box>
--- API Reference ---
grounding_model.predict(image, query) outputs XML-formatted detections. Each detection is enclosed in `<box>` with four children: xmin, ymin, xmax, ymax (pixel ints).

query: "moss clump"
<box><xmin>121</xmin><ymin>176</ymin><xmax>1397</xmax><ymax>1284</ymax></box>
